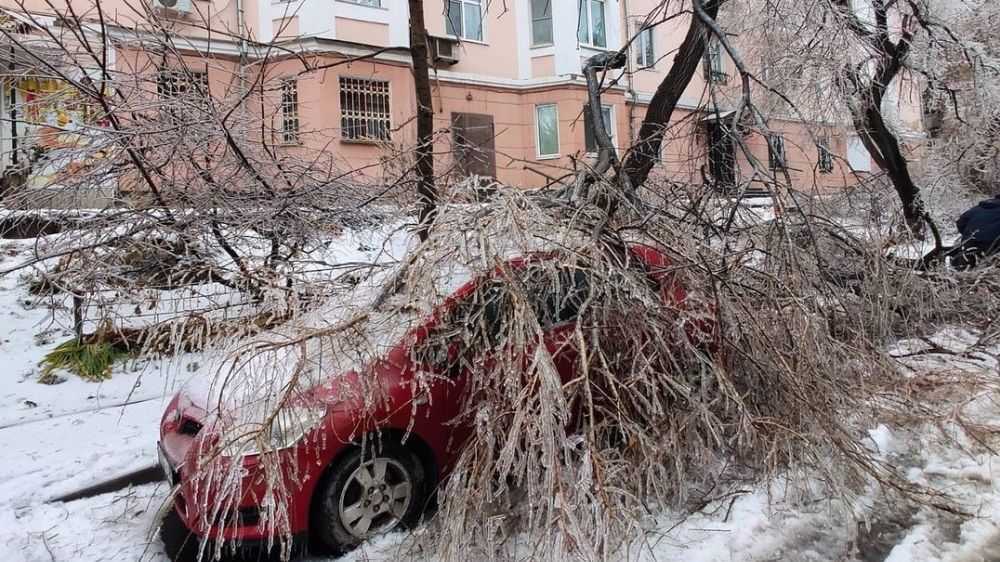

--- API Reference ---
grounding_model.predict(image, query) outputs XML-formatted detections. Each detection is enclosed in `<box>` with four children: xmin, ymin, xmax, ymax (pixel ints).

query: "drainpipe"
<box><xmin>235</xmin><ymin>0</ymin><xmax>247</xmax><ymax>124</ymax></box>
<box><xmin>621</xmin><ymin>0</ymin><xmax>637</xmax><ymax>144</ymax></box>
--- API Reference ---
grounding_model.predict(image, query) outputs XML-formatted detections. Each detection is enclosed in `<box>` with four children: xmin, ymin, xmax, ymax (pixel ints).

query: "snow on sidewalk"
<box><xmin>0</xmin><ymin>481</ymin><xmax>170</xmax><ymax>561</ymax></box>
<box><xmin>0</xmin><ymin>397</ymin><xmax>170</xmax><ymax>507</ymax></box>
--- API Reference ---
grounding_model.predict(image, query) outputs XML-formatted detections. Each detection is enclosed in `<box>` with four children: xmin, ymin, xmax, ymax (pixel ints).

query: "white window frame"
<box><xmin>847</xmin><ymin>135</ymin><xmax>872</xmax><ymax>172</ymax></box>
<box><xmin>338</xmin><ymin>0</ymin><xmax>382</xmax><ymax>6</ymax></box>
<box><xmin>577</xmin><ymin>0</ymin><xmax>607</xmax><ymax>48</ymax></box>
<box><xmin>584</xmin><ymin>104</ymin><xmax>615</xmax><ymax>153</ymax></box>
<box><xmin>635</xmin><ymin>24</ymin><xmax>654</xmax><ymax>68</ymax></box>
<box><xmin>530</xmin><ymin>0</ymin><xmax>553</xmax><ymax>47</ymax></box>
<box><xmin>705</xmin><ymin>39</ymin><xmax>727</xmax><ymax>83</ymax></box>
<box><xmin>278</xmin><ymin>77</ymin><xmax>300</xmax><ymax>144</ymax></box>
<box><xmin>447</xmin><ymin>0</ymin><xmax>484</xmax><ymax>42</ymax></box>
<box><xmin>535</xmin><ymin>103</ymin><xmax>559</xmax><ymax>159</ymax></box>
<box><xmin>339</xmin><ymin>76</ymin><xmax>392</xmax><ymax>143</ymax></box>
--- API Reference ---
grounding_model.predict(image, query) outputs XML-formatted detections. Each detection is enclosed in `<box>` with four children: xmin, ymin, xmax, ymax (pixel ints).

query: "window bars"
<box><xmin>279</xmin><ymin>78</ymin><xmax>299</xmax><ymax>144</ymax></box>
<box><xmin>157</xmin><ymin>68</ymin><xmax>208</xmax><ymax>99</ymax></box>
<box><xmin>340</xmin><ymin>76</ymin><xmax>391</xmax><ymax>142</ymax></box>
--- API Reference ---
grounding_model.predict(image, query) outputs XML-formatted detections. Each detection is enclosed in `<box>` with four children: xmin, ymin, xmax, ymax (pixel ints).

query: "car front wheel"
<box><xmin>311</xmin><ymin>438</ymin><xmax>428</xmax><ymax>554</ymax></box>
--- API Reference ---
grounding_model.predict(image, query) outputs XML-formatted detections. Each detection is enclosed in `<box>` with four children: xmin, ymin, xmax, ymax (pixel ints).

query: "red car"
<box><xmin>158</xmin><ymin>244</ymin><xmax>711</xmax><ymax>558</ymax></box>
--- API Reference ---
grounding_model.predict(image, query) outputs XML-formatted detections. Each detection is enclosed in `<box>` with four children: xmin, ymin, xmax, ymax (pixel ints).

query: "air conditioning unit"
<box><xmin>429</xmin><ymin>36</ymin><xmax>460</xmax><ymax>66</ymax></box>
<box><xmin>153</xmin><ymin>0</ymin><xmax>192</xmax><ymax>14</ymax></box>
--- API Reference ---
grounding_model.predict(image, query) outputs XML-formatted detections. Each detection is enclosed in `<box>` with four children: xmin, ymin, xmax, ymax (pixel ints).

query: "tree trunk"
<box><xmin>620</xmin><ymin>0</ymin><xmax>722</xmax><ymax>189</ymax></box>
<box><xmin>840</xmin><ymin>6</ymin><xmax>927</xmax><ymax>233</ymax></box>
<box><xmin>860</xmin><ymin>102</ymin><xmax>926</xmax><ymax>230</ymax></box>
<box><xmin>408</xmin><ymin>0</ymin><xmax>437</xmax><ymax>241</ymax></box>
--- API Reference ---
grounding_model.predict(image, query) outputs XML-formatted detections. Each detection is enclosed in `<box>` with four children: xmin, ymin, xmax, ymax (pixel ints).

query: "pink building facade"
<box><xmin>0</xmin><ymin>0</ymin><xmax>927</xmax><ymax>201</ymax></box>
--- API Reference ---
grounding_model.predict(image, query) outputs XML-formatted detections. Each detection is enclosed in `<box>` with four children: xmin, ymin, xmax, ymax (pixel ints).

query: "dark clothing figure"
<box><xmin>954</xmin><ymin>196</ymin><xmax>1000</xmax><ymax>270</ymax></box>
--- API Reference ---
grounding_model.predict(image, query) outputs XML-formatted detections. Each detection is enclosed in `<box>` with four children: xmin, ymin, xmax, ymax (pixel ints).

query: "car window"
<box><xmin>446</xmin><ymin>280</ymin><xmax>511</xmax><ymax>345</ymax></box>
<box><xmin>415</xmin><ymin>279</ymin><xmax>511</xmax><ymax>375</ymax></box>
<box><xmin>523</xmin><ymin>264</ymin><xmax>592</xmax><ymax>328</ymax></box>
<box><xmin>414</xmin><ymin>263</ymin><xmax>596</xmax><ymax>374</ymax></box>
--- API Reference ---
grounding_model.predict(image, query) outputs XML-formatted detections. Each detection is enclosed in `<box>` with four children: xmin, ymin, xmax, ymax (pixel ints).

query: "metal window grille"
<box><xmin>157</xmin><ymin>68</ymin><xmax>208</xmax><ymax>99</ymax></box>
<box><xmin>279</xmin><ymin>78</ymin><xmax>299</xmax><ymax>143</ymax></box>
<box><xmin>339</xmin><ymin>77</ymin><xmax>391</xmax><ymax>142</ymax></box>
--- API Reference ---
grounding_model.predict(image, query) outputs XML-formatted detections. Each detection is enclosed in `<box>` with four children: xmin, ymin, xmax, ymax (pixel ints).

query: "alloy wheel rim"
<box><xmin>337</xmin><ymin>456</ymin><xmax>412</xmax><ymax>539</ymax></box>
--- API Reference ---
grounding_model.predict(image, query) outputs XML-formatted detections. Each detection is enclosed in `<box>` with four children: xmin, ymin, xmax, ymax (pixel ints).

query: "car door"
<box><xmin>407</xmin><ymin>278</ymin><xmax>511</xmax><ymax>466</ymax></box>
<box><xmin>521</xmin><ymin>263</ymin><xmax>591</xmax><ymax>385</ymax></box>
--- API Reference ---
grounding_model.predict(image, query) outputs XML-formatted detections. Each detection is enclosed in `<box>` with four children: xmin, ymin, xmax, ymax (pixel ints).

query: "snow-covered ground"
<box><xmin>1</xmin><ymin>228</ymin><xmax>998</xmax><ymax>562</ymax></box>
<box><xmin>0</xmin><ymin>235</ymin><xmax>184</xmax><ymax>561</ymax></box>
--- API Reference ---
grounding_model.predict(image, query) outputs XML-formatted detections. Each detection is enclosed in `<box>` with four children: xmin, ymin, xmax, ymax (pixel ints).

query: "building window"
<box><xmin>535</xmin><ymin>104</ymin><xmax>559</xmax><ymax>158</ymax></box>
<box><xmin>447</xmin><ymin>0</ymin><xmax>483</xmax><ymax>42</ymax></box>
<box><xmin>530</xmin><ymin>0</ymin><xmax>553</xmax><ymax>47</ymax></box>
<box><xmin>584</xmin><ymin>104</ymin><xmax>614</xmax><ymax>152</ymax></box>
<box><xmin>847</xmin><ymin>135</ymin><xmax>871</xmax><ymax>172</ymax></box>
<box><xmin>635</xmin><ymin>25</ymin><xmax>654</xmax><ymax>68</ymax></box>
<box><xmin>577</xmin><ymin>0</ymin><xmax>606</xmax><ymax>48</ymax></box>
<box><xmin>157</xmin><ymin>68</ymin><xmax>208</xmax><ymax>99</ymax></box>
<box><xmin>340</xmin><ymin>76</ymin><xmax>391</xmax><ymax>142</ymax></box>
<box><xmin>817</xmin><ymin>137</ymin><xmax>833</xmax><ymax>173</ymax></box>
<box><xmin>279</xmin><ymin>78</ymin><xmax>299</xmax><ymax>144</ymax></box>
<box><xmin>341</xmin><ymin>0</ymin><xmax>381</xmax><ymax>6</ymax></box>
<box><xmin>704</xmin><ymin>39</ymin><xmax>728</xmax><ymax>84</ymax></box>
<box><xmin>768</xmin><ymin>133</ymin><xmax>787</xmax><ymax>170</ymax></box>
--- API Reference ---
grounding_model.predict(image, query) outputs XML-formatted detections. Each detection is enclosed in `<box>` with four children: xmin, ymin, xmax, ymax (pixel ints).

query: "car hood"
<box><xmin>176</xmin><ymin>303</ymin><xmax>424</xmax><ymax>432</ymax></box>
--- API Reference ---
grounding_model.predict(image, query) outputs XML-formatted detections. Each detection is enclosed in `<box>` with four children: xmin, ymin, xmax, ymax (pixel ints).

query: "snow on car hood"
<box><xmin>178</xmin><ymin>257</ymin><xmax>474</xmax><ymax>429</ymax></box>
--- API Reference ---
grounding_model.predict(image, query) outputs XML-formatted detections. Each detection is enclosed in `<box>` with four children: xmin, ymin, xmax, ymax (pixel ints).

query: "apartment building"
<box><xmin>0</xmin><ymin>0</ymin><xmax>926</xmax><ymax>203</ymax></box>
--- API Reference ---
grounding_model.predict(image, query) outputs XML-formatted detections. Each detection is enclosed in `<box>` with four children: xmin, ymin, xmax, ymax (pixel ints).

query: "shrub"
<box><xmin>39</xmin><ymin>339</ymin><xmax>132</xmax><ymax>382</ymax></box>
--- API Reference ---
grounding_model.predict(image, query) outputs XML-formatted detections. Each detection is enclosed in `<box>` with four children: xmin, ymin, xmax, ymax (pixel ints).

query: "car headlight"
<box><xmin>221</xmin><ymin>405</ymin><xmax>326</xmax><ymax>457</ymax></box>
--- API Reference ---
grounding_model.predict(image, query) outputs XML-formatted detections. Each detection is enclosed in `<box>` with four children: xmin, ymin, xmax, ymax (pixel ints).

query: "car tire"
<box><xmin>311</xmin><ymin>436</ymin><xmax>428</xmax><ymax>555</ymax></box>
<box><xmin>160</xmin><ymin>507</ymin><xmax>200</xmax><ymax>562</ymax></box>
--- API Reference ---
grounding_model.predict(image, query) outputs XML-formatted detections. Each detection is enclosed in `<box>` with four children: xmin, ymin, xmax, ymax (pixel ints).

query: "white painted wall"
<box><xmin>260</xmin><ymin>0</ymin><xmax>407</xmax><ymax>43</ymax></box>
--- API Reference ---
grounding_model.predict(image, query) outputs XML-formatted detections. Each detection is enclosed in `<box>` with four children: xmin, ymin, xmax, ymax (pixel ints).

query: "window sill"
<box><xmin>530</xmin><ymin>43</ymin><xmax>554</xmax><ymax>50</ymax></box>
<box><xmin>536</xmin><ymin>154</ymin><xmax>560</xmax><ymax>160</ymax></box>
<box><xmin>334</xmin><ymin>0</ymin><xmax>388</xmax><ymax>9</ymax></box>
<box><xmin>579</xmin><ymin>43</ymin><xmax>612</xmax><ymax>53</ymax></box>
<box><xmin>341</xmin><ymin>138</ymin><xmax>387</xmax><ymax>145</ymax></box>
<box><xmin>447</xmin><ymin>34</ymin><xmax>488</xmax><ymax>46</ymax></box>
